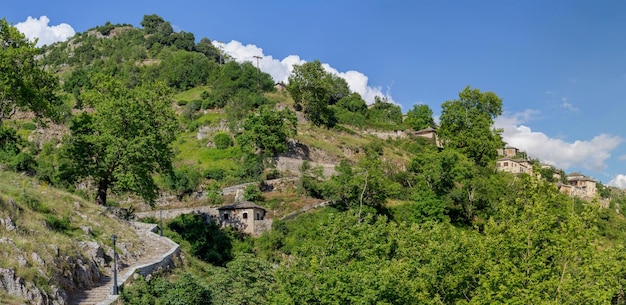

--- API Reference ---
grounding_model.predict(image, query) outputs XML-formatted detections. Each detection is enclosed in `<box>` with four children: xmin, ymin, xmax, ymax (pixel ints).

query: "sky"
<box><xmin>5</xmin><ymin>1</ymin><xmax>626</xmax><ymax>187</ymax></box>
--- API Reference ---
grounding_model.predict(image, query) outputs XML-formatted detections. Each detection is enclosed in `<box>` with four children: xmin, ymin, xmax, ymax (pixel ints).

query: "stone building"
<box><xmin>218</xmin><ymin>201</ymin><xmax>271</xmax><ymax>235</ymax></box>
<box><xmin>496</xmin><ymin>157</ymin><xmax>533</xmax><ymax>175</ymax></box>
<box><xmin>566</xmin><ymin>172</ymin><xmax>597</xmax><ymax>198</ymax></box>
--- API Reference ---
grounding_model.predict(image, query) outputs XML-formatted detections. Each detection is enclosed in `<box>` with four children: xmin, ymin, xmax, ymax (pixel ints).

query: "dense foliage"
<box><xmin>4</xmin><ymin>15</ymin><xmax>626</xmax><ymax>305</ymax></box>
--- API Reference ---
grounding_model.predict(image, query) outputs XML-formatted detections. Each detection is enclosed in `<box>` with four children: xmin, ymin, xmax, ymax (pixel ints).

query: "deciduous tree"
<box><xmin>438</xmin><ymin>86</ymin><xmax>503</xmax><ymax>167</ymax></box>
<box><xmin>62</xmin><ymin>74</ymin><xmax>178</xmax><ymax>206</ymax></box>
<box><xmin>405</xmin><ymin>104</ymin><xmax>436</xmax><ymax>130</ymax></box>
<box><xmin>0</xmin><ymin>18</ymin><xmax>60</xmax><ymax>125</ymax></box>
<box><xmin>287</xmin><ymin>60</ymin><xmax>349</xmax><ymax>127</ymax></box>
<box><xmin>237</xmin><ymin>105</ymin><xmax>296</xmax><ymax>156</ymax></box>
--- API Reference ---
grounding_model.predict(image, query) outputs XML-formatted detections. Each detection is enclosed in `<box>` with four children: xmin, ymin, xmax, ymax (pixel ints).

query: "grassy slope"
<box><xmin>0</xmin><ymin>170</ymin><xmax>142</xmax><ymax>300</ymax></box>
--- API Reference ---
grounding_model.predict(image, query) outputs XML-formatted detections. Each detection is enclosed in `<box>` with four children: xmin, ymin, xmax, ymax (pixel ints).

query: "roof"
<box><xmin>413</xmin><ymin>127</ymin><xmax>437</xmax><ymax>134</ymax></box>
<box><xmin>218</xmin><ymin>201</ymin><xmax>266</xmax><ymax>211</ymax></box>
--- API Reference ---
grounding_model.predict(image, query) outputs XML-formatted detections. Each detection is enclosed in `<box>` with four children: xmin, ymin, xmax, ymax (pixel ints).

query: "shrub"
<box><xmin>45</xmin><ymin>215</ymin><xmax>72</xmax><ymax>233</ymax></box>
<box><xmin>243</xmin><ymin>184</ymin><xmax>263</xmax><ymax>202</ymax></box>
<box><xmin>10</xmin><ymin>152</ymin><xmax>37</xmax><ymax>175</ymax></box>
<box><xmin>21</xmin><ymin>122</ymin><xmax>37</xmax><ymax>130</ymax></box>
<box><xmin>213</xmin><ymin>132</ymin><xmax>233</xmax><ymax>149</ymax></box>
<box><xmin>203</xmin><ymin>168</ymin><xmax>225</xmax><ymax>180</ymax></box>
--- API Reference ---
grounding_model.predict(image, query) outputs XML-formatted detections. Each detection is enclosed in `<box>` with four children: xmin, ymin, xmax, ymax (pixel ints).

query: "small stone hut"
<box><xmin>218</xmin><ymin>201</ymin><xmax>268</xmax><ymax>235</ymax></box>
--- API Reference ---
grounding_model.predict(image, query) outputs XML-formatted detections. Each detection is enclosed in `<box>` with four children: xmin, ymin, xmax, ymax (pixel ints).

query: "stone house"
<box><xmin>410</xmin><ymin>127</ymin><xmax>442</xmax><ymax>148</ymax></box>
<box><xmin>497</xmin><ymin>145</ymin><xmax>520</xmax><ymax>158</ymax></box>
<box><xmin>566</xmin><ymin>172</ymin><xmax>597</xmax><ymax>198</ymax></box>
<box><xmin>218</xmin><ymin>201</ymin><xmax>271</xmax><ymax>235</ymax></box>
<box><xmin>496</xmin><ymin>157</ymin><xmax>533</xmax><ymax>175</ymax></box>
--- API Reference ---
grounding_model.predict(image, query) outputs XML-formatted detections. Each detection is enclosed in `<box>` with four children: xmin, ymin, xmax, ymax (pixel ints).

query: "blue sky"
<box><xmin>5</xmin><ymin>1</ymin><xmax>626</xmax><ymax>187</ymax></box>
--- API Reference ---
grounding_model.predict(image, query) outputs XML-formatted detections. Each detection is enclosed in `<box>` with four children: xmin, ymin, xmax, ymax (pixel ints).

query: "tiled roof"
<box><xmin>218</xmin><ymin>201</ymin><xmax>266</xmax><ymax>211</ymax></box>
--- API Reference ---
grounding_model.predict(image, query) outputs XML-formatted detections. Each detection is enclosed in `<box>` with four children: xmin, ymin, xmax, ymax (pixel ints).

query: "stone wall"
<box><xmin>134</xmin><ymin>206</ymin><xmax>220</xmax><ymax>221</ymax></box>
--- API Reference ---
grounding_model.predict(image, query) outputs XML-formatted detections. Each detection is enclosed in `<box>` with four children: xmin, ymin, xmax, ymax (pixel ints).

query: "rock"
<box><xmin>78</xmin><ymin>241</ymin><xmax>106</xmax><ymax>267</ymax></box>
<box><xmin>31</xmin><ymin>252</ymin><xmax>45</xmax><ymax>266</ymax></box>
<box><xmin>80</xmin><ymin>225</ymin><xmax>93</xmax><ymax>236</ymax></box>
<box><xmin>0</xmin><ymin>238</ymin><xmax>15</xmax><ymax>246</ymax></box>
<box><xmin>8</xmin><ymin>199</ymin><xmax>18</xmax><ymax>210</ymax></box>
<box><xmin>16</xmin><ymin>255</ymin><xmax>27</xmax><ymax>267</ymax></box>
<box><xmin>0</xmin><ymin>267</ymin><xmax>67</xmax><ymax>305</ymax></box>
<box><xmin>49</xmin><ymin>244</ymin><xmax>60</xmax><ymax>257</ymax></box>
<box><xmin>4</xmin><ymin>216</ymin><xmax>16</xmax><ymax>231</ymax></box>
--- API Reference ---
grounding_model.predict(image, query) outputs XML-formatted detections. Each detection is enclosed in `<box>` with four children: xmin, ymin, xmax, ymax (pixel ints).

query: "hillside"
<box><xmin>4</xmin><ymin>15</ymin><xmax>626</xmax><ymax>304</ymax></box>
<box><xmin>0</xmin><ymin>170</ymin><xmax>170</xmax><ymax>304</ymax></box>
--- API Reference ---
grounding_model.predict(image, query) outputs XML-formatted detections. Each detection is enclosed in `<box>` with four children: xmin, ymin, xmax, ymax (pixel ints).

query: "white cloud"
<box><xmin>15</xmin><ymin>16</ymin><xmax>75</xmax><ymax>47</ymax></box>
<box><xmin>561</xmin><ymin>97</ymin><xmax>579</xmax><ymax>112</ymax></box>
<box><xmin>215</xmin><ymin>40</ymin><xmax>393</xmax><ymax>104</ymax></box>
<box><xmin>495</xmin><ymin>110</ymin><xmax>622</xmax><ymax>172</ymax></box>
<box><xmin>609</xmin><ymin>174</ymin><xmax>626</xmax><ymax>189</ymax></box>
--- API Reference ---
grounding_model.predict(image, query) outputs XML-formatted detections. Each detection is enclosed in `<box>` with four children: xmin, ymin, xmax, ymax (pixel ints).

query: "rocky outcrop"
<box><xmin>0</xmin><ymin>268</ymin><xmax>67</xmax><ymax>305</ymax></box>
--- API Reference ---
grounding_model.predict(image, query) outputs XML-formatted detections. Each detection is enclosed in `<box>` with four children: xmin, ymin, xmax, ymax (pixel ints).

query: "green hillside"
<box><xmin>3</xmin><ymin>14</ymin><xmax>626</xmax><ymax>304</ymax></box>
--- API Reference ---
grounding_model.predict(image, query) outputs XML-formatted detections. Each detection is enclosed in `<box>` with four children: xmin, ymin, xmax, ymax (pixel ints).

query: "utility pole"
<box><xmin>111</xmin><ymin>234</ymin><xmax>118</xmax><ymax>295</ymax></box>
<box><xmin>215</xmin><ymin>40</ymin><xmax>223</xmax><ymax>65</ymax></box>
<box><xmin>253</xmin><ymin>55</ymin><xmax>262</xmax><ymax>89</ymax></box>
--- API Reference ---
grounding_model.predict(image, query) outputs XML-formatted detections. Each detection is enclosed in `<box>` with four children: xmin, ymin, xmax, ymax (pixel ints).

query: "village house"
<box><xmin>410</xmin><ymin>127</ymin><xmax>443</xmax><ymax>148</ymax></box>
<box><xmin>566</xmin><ymin>172</ymin><xmax>597</xmax><ymax>198</ymax></box>
<box><xmin>218</xmin><ymin>200</ymin><xmax>272</xmax><ymax>235</ymax></box>
<box><xmin>496</xmin><ymin>157</ymin><xmax>533</xmax><ymax>175</ymax></box>
<box><xmin>497</xmin><ymin>145</ymin><xmax>520</xmax><ymax>158</ymax></box>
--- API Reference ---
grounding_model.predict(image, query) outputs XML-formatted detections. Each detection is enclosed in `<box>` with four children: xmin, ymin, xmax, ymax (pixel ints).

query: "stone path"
<box><xmin>68</xmin><ymin>223</ymin><xmax>177</xmax><ymax>305</ymax></box>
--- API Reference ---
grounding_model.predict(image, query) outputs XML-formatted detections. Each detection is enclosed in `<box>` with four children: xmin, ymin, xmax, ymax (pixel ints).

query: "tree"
<box><xmin>287</xmin><ymin>60</ymin><xmax>349</xmax><ymax>127</ymax></box>
<box><xmin>367</xmin><ymin>96</ymin><xmax>403</xmax><ymax>126</ymax></box>
<box><xmin>0</xmin><ymin>18</ymin><xmax>61</xmax><ymax>125</ymax></box>
<box><xmin>62</xmin><ymin>74</ymin><xmax>178</xmax><ymax>206</ymax></box>
<box><xmin>237</xmin><ymin>105</ymin><xmax>297</xmax><ymax>156</ymax></box>
<box><xmin>438</xmin><ymin>86</ymin><xmax>504</xmax><ymax>167</ymax></box>
<box><xmin>405</xmin><ymin>104</ymin><xmax>436</xmax><ymax>130</ymax></box>
<box><xmin>140</xmin><ymin>14</ymin><xmax>171</xmax><ymax>35</ymax></box>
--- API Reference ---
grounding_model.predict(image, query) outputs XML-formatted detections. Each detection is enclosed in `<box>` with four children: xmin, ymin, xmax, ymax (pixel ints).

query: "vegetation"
<box><xmin>4</xmin><ymin>14</ymin><xmax>626</xmax><ymax>305</ymax></box>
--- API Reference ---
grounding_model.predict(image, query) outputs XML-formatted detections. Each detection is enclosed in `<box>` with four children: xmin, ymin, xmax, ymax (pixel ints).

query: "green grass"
<box><xmin>173</xmin><ymin>85</ymin><xmax>211</xmax><ymax>102</ymax></box>
<box><xmin>0</xmin><ymin>170</ymin><xmax>143</xmax><ymax>295</ymax></box>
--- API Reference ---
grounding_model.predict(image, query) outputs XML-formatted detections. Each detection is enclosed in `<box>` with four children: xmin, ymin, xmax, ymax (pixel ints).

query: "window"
<box><xmin>243</xmin><ymin>212</ymin><xmax>248</xmax><ymax>219</ymax></box>
<box><xmin>256</xmin><ymin>213</ymin><xmax>260</xmax><ymax>220</ymax></box>
<box><xmin>223</xmin><ymin>213</ymin><xmax>229</xmax><ymax>220</ymax></box>
<box><xmin>504</xmin><ymin>162</ymin><xmax>508</xmax><ymax>166</ymax></box>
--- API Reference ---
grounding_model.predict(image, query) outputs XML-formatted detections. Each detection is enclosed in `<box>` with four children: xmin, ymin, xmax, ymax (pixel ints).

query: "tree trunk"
<box><xmin>96</xmin><ymin>178</ymin><xmax>109</xmax><ymax>206</ymax></box>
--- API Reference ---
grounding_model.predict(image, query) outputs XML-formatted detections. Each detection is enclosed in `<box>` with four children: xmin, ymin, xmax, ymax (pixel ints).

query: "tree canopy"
<box><xmin>438</xmin><ymin>86</ymin><xmax>503</xmax><ymax>167</ymax></box>
<box><xmin>62</xmin><ymin>74</ymin><xmax>178</xmax><ymax>206</ymax></box>
<box><xmin>0</xmin><ymin>18</ymin><xmax>61</xmax><ymax>125</ymax></box>
<box><xmin>405</xmin><ymin>104</ymin><xmax>436</xmax><ymax>130</ymax></box>
<box><xmin>287</xmin><ymin>60</ymin><xmax>349</xmax><ymax>127</ymax></box>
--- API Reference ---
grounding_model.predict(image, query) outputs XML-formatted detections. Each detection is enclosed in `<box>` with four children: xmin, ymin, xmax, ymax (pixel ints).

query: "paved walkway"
<box><xmin>68</xmin><ymin>222</ymin><xmax>177</xmax><ymax>305</ymax></box>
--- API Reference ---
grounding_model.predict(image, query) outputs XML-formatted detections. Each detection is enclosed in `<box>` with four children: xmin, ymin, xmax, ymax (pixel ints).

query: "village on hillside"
<box><xmin>495</xmin><ymin>145</ymin><xmax>598</xmax><ymax>200</ymax></box>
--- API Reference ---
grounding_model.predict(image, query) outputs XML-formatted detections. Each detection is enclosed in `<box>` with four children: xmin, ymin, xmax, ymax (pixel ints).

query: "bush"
<box><xmin>21</xmin><ymin>122</ymin><xmax>37</xmax><ymax>130</ymax></box>
<box><xmin>213</xmin><ymin>132</ymin><xmax>233</xmax><ymax>149</ymax></box>
<box><xmin>45</xmin><ymin>215</ymin><xmax>72</xmax><ymax>233</ymax></box>
<box><xmin>243</xmin><ymin>184</ymin><xmax>263</xmax><ymax>202</ymax></box>
<box><xmin>165</xmin><ymin>166</ymin><xmax>202</xmax><ymax>199</ymax></box>
<box><xmin>10</xmin><ymin>152</ymin><xmax>37</xmax><ymax>175</ymax></box>
<box><xmin>203</xmin><ymin>168</ymin><xmax>225</xmax><ymax>180</ymax></box>
<box><xmin>168</xmin><ymin>214</ymin><xmax>234</xmax><ymax>266</ymax></box>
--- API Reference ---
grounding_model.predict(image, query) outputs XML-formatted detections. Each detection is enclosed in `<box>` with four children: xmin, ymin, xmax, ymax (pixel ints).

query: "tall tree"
<box><xmin>0</xmin><ymin>18</ymin><xmax>60</xmax><ymax>125</ymax></box>
<box><xmin>287</xmin><ymin>60</ymin><xmax>349</xmax><ymax>127</ymax></box>
<box><xmin>438</xmin><ymin>86</ymin><xmax>503</xmax><ymax>167</ymax></box>
<box><xmin>237</xmin><ymin>105</ymin><xmax>297</xmax><ymax>156</ymax></box>
<box><xmin>405</xmin><ymin>104</ymin><xmax>436</xmax><ymax>130</ymax></box>
<box><xmin>62</xmin><ymin>74</ymin><xmax>178</xmax><ymax>206</ymax></box>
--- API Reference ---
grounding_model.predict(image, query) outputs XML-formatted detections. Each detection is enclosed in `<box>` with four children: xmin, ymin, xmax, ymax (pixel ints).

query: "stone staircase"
<box><xmin>68</xmin><ymin>222</ymin><xmax>178</xmax><ymax>305</ymax></box>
